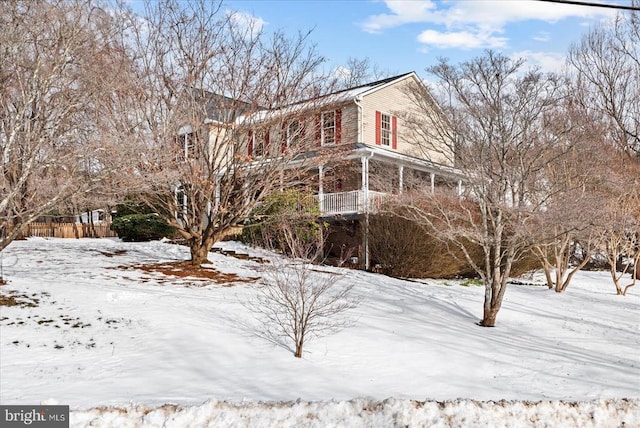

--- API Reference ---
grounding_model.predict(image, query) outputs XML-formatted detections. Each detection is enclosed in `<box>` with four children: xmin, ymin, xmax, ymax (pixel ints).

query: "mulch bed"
<box><xmin>118</xmin><ymin>261</ymin><xmax>257</xmax><ymax>286</ymax></box>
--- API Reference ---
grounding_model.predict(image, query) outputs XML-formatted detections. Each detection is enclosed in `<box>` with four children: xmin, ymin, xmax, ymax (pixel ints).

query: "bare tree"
<box><xmin>0</xmin><ymin>0</ymin><xmax>130</xmax><ymax>254</ymax></box>
<box><xmin>334</xmin><ymin>57</ymin><xmax>391</xmax><ymax>89</ymax></box>
<box><xmin>118</xmin><ymin>0</ymin><xmax>333</xmax><ymax>265</ymax></box>
<box><xmin>568</xmin><ymin>3</ymin><xmax>640</xmax><ymax>160</ymax></box>
<box><xmin>399</xmin><ymin>51</ymin><xmax>578</xmax><ymax>327</ymax></box>
<box><xmin>592</xmin><ymin>165</ymin><xmax>640</xmax><ymax>295</ymax></box>
<box><xmin>528</xmin><ymin>120</ymin><xmax>610</xmax><ymax>292</ymax></box>
<box><xmin>246</xmin><ymin>217</ymin><xmax>359</xmax><ymax>358</ymax></box>
<box><xmin>566</xmin><ymin>4</ymin><xmax>640</xmax><ymax>293</ymax></box>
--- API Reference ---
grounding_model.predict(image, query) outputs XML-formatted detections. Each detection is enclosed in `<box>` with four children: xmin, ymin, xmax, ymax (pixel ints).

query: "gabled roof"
<box><xmin>320</xmin><ymin>71</ymin><xmax>415</xmax><ymax>100</ymax></box>
<box><xmin>238</xmin><ymin>71</ymin><xmax>420</xmax><ymax>124</ymax></box>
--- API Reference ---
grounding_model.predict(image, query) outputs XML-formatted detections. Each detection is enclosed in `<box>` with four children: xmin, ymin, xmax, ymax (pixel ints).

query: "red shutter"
<box><xmin>315</xmin><ymin>113</ymin><xmax>322</xmax><ymax>146</ymax></box>
<box><xmin>375</xmin><ymin>111</ymin><xmax>381</xmax><ymax>145</ymax></box>
<box><xmin>281</xmin><ymin>122</ymin><xmax>287</xmax><ymax>154</ymax></box>
<box><xmin>392</xmin><ymin>115</ymin><xmax>397</xmax><ymax>149</ymax></box>
<box><xmin>247</xmin><ymin>130</ymin><xmax>253</xmax><ymax>156</ymax></box>
<box><xmin>335</xmin><ymin>109</ymin><xmax>342</xmax><ymax>144</ymax></box>
<box><xmin>264</xmin><ymin>130</ymin><xmax>270</xmax><ymax>155</ymax></box>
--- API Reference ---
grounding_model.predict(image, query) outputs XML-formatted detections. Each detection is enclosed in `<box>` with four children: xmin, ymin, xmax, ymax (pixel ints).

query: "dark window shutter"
<box><xmin>335</xmin><ymin>109</ymin><xmax>342</xmax><ymax>144</ymax></box>
<box><xmin>264</xmin><ymin>130</ymin><xmax>270</xmax><ymax>154</ymax></box>
<box><xmin>392</xmin><ymin>116</ymin><xmax>397</xmax><ymax>149</ymax></box>
<box><xmin>375</xmin><ymin>111</ymin><xmax>381</xmax><ymax>145</ymax></box>
<box><xmin>281</xmin><ymin>122</ymin><xmax>287</xmax><ymax>154</ymax></box>
<box><xmin>247</xmin><ymin>130</ymin><xmax>253</xmax><ymax>156</ymax></box>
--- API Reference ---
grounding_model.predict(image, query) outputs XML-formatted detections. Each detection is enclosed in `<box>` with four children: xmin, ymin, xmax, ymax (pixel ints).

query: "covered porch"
<box><xmin>311</xmin><ymin>144</ymin><xmax>463</xmax><ymax>217</ymax></box>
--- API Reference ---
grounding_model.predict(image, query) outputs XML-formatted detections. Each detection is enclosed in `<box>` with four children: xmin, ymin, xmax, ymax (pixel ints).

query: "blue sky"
<box><xmin>224</xmin><ymin>0</ymin><xmax>623</xmax><ymax>79</ymax></box>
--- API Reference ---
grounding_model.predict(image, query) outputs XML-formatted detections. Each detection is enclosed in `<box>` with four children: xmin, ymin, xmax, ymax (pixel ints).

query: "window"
<box><xmin>254</xmin><ymin>130</ymin><xmax>267</xmax><ymax>157</ymax></box>
<box><xmin>375</xmin><ymin>111</ymin><xmax>397</xmax><ymax>149</ymax></box>
<box><xmin>175</xmin><ymin>185</ymin><xmax>187</xmax><ymax>217</ymax></box>
<box><xmin>322</xmin><ymin>111</ymin><xmax>335</xmax><ymax>145</ymax></box>
<box><xmin>176</xmin><ymin>132</ymin><xmax>196</xmax><ymax>161</ymax></box>
<box><xmin>287</xmin><ymin>120</ymin><xmax>302</xmax><ymax>148</ymax></box>
<box><xmin>380</xmin><ymin>113</ymin><xmax>391</xmax><ymax>146</ymax></box>
<box><xmin>248</xmin><ymin>129</ymin><xmax>269</xmax><ymax>158</ymax></box>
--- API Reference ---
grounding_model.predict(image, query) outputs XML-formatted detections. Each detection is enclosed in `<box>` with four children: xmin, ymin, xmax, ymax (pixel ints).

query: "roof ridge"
<box><xmin>326</xmin><ymin>71</ymin><xmax>414</xmax><ymax>97</ymax></box>
<box><xmin>262</xmin><ymin>71</ymin><xmax>415</xmax><ymax>112</ymax></box>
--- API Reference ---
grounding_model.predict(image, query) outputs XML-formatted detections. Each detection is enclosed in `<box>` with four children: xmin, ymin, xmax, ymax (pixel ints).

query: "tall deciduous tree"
<box><xmin>528</xmin><ymin>108</ymin><xmax>609</xmax><ymax>293</ymax></box>
<box><xmin>593</xmin><ymin>160</ymin><xmax>640</xmax><ymax>295</ymax></box>
<box><xmin>0</xmin><ymin>0</ymin><xmax>130</xmax><ymax>253</ymax></box>
<box><xmin>568</xmin><ymin>3</ymin><xmax>640</xmax><ymax>293</ymax></box>
<box><xmin>120</xmin><ymin>0</ymin><xmax>332</xmax><ymax>265</ymax></box>
<box><xmin>568</xmin><ymin>3</ymin><xmax>640</xmax><ymax>160</ymax></box>
<box><xmin>400</xmin><ymin>51</ymin><xmax>577</xmax><ymax>327</ymax></box>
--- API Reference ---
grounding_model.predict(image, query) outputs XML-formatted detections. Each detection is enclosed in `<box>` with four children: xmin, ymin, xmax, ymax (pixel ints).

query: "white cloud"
<box><xmin>532</xmin><ymin>31</ymin><xmax>551</xmax><ymax>42</ymax></box>
<box><xmin>361</xmin><ymin>0</ymin><xmax>439</xmax><ymax>34</ymax></box>
<box><xmin>511</xmin><ymin>50</ymin><xmax>567</xmax><ymax>73</ymax></box>
<box><xmin>360</xmin><ymin>0</ymin><xmax>615</xmax><ymax>50</ymax></box>
<box><xmin>227</xmin><ymin>10</ymin><xmax>267</xmax><ymax>37</ymax></box>
<box><xmin>362</xmin><ymin>0</ymin><xmax>615</xmax><ymax>32</ymax></box>
<box><xmin>417</xmin><ymin>29</ymin><xmax>507</xmax><ymax>50</ymax></box>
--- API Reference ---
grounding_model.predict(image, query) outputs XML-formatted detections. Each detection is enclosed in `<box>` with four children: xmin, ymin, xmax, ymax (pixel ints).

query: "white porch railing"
<box><xmin>317</xmin><ymin>190</ymin><xmax>388</xmax><ymax>216</ymax></box>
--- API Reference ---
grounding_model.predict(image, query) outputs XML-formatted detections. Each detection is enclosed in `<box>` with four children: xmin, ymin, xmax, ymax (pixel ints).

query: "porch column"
<box><xmin>318</xmin><ymin>165</ymin><xmax>324</xmax><ymax>214</ymax></box>
<box><xmin>361</xmin><ymin>155</ymin><xmax>371</xmax><ymax>271</ymax></box>
<box><xmin>457</xmin><ymin>179</ymin><xmax>463</xmax><ymax>198</ymax></box>
<box><xmin>398</xmin><ymin>165</ymin><xmax>404</xmax><ymax>195</ymax></box>
<box><xmin>430</xmin><ymin>173</ymin><xmax>435</xmax><ymax>193</ymax></box>
<box><xmin>361</xmin><ymin>156</ymin><xmax>369</xmax><ymax>211</ymax></box>
<box><xmin>214</xmin><ymin>177</ymin><xmax>221</xmax><ymax>214</ymax></box>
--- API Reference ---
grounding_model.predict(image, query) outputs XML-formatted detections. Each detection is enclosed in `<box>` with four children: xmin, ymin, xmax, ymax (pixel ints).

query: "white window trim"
<box><xmin>321</xmin><ymin>110</ymin><xmax>336</xmax><ymax>146</ymax></box>
<box><xmin>251</xmin><ymin>130</ymin><xmax>267</xmax><ymax>158</ymax></box>
<box><xmin>380</xmin><ymin>112</ymin><xmax>391</xmax><ymax>147</ymax></box>
<box><xmin>177</xmin><ymin>131</ymin><xmax>196</xmax><ymax>161</ymax></box>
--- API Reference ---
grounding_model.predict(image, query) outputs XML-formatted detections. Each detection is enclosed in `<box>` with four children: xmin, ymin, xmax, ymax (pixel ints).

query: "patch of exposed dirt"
<box><xmin>0</xmin><ymin>291</ymin><xmax>40</xmax><ymax>308</ymax></box>
<box><xmin>118</xmin><ymin>261</ymin><xmax>257</xmax><ymax>286</ymax></box>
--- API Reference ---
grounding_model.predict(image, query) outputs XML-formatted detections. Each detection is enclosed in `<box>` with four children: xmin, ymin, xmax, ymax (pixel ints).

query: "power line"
<box><xmin>536</xmin><ymin>0</ymin><xmax>640</xmax><ymax>11</ymax></box>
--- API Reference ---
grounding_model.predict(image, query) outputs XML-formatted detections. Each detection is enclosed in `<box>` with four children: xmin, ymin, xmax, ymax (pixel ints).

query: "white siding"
<box><xmin>359</xmin><ymin>76</ymin><xmax>453</xmax><ymax>166</ymax></box>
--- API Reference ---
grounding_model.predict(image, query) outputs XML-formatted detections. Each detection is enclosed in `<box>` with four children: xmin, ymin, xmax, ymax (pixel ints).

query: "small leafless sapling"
<box><xmin>247</xmin><ymin>219</ymin><xmax>360</xmax><ymax>358</ymax></box>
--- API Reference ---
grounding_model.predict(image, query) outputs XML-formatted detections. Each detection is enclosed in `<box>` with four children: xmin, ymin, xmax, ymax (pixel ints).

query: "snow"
<box><xmin>1</xmin><ymin>237</ymin><xmax>639</xmax><ymax>427</ymax></box>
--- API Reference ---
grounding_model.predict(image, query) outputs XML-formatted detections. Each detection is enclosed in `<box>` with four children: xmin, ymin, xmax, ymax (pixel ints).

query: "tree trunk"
<box><xmin>294</xmin><ymin>342</ymin><xmax>303</xmax><ymax>358</ymax></box>
<box><xmin>479</xmin><ymin>271</ymin><xmax>509</xmax><ymax>327</ymax></box>
<box><xmin>189</xmin><ymin>239</ymin><xmax>212</xmax><ymax>265</ymax></box>
<box><xmin>480</xmin><ymin>282</ymin><xmax>500</xmax><ymax>327</ymax></box>
<box><xmin>480</xmin><ymin>306</ymin><xmax>498</xmax><ymax>327</ymax></box>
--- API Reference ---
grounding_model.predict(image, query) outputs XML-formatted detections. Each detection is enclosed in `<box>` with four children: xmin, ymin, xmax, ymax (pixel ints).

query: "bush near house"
<box><xmin>369</xmin><ymin>212</ymin><xmax>539</xmax><ymax>280</ymax></box>
<box><xmin>241</xmin><ymin>189</ymin><xmax>325</xmax><ymax>257</ymax></box>
<box><xmin>369</xmin><ymin>213</ymin><xmax>480</xmax><ymax>278</ymax></box>
<box><xmin>110</xmin><ymin>214</ymin><xmax>176</xmax><ymax>242</ymax></box>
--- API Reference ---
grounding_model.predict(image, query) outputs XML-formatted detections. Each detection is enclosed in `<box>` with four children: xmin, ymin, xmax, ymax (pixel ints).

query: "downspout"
<box><xmin>355</xmin><ymin>95</ymin><xmax>363</xmax><ymax>144</ymax></box>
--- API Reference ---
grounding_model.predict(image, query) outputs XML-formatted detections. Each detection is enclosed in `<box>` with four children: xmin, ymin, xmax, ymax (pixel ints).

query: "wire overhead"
<box><xmin>536</xmin><ymin>0</ymin><xmax>640</xmax><ymax>11</ymax></box>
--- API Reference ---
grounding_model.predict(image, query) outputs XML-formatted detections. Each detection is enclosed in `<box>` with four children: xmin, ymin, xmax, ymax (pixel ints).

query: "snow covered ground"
<box><xmin>0</xmin><ymin>237</ymin><xmax>638</xmax><ymax>427</ymax></box>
